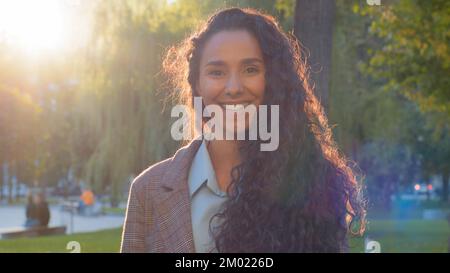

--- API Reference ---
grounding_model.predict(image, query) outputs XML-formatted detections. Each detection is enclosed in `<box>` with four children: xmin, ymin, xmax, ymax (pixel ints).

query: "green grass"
<box><xmin>0</xmin><ymin>220</ymin><xmax>448</xmax><ymax>253</ymax></box>
<box><xmin>0</xmin><ymin>228</ymin><xmax>122</xmax><ymax>253</ymax></box>
<box><xmin>349</xmin><ymin>219</ymin><xmax>449</xmax><ymax>253</ymax></box>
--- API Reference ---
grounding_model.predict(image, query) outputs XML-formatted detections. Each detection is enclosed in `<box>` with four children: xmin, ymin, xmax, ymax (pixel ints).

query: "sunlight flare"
<box><xmin>0</xmin><ymin>0</ymin><xmax>70</xmax><ymax>54</ymax></box>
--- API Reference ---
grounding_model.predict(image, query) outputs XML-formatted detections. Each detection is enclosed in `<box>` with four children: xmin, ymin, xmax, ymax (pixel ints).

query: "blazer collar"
<box><xmin>160</xmin><ymin>138</ymin><xmax>202</xmax><ymax>191</ymax></box>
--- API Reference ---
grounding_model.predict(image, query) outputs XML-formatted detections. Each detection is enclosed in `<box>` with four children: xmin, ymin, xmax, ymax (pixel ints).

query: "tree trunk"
<box><xmin>7</xmin><ymin>174</ymin><xmax>12</xmax><ymax>204</ymax></box>
<box><xmin>8</xmin><ymin>161</ymin><xmax>16</xmax><ymax>204</ymax></box>
<box><xmin>443</xmin><ymin>170</ymin><xmax>449</xmax><ymax>203</ymax></box>
<box><xmin>293</xmin><ymin>0</ymin><xmax>336</xmax><ymax>112</ymax></box>
<box><xmin>0</xmin><ymin>162</ymin><xmax>3</xmax><ymax>201</ymax></box>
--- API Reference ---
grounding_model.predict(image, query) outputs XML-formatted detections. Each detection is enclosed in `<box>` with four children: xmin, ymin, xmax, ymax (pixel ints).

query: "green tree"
<box><xmin>359</xmin><ymin>0</ymin><xmax>450</xmax><ymax>202</ymax></box>
<box><xmin>328</xmin><ymin>1</ymin><xmax>446</xmax><ymax>209</ymax></box>
<box><xmin>362</xmin><ymin>0</ymin><xmax>450</xmax><ymax>120</ymax></box>
<box><xmin>0</xmin><ymin>87</ymin><xmax>41</xmax><ymax>203</ymax></box>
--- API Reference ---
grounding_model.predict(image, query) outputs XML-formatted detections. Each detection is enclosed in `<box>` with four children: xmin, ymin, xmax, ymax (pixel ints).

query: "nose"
<box><xmin>224</xmin><ymin>73</ymin><xmax>243</xmax><ymax>98</ymax></box>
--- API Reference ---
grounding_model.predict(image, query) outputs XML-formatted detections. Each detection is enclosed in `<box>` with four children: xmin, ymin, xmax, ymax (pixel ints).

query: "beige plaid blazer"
<box><xmin>120</xmin><ymin>139</ymin><xmax>202</xmax><ymax>253</ymax></box>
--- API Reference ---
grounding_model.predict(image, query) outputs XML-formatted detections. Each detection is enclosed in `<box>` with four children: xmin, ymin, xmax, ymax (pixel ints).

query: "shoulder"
<box><xmin>130</xmin><ymin>156</ymin><xmax>173</xmax><ymax>194</ymax></box>
<box><xmin>130</xmin><ymin>139</ymin><xmax>202</xmax><ymax>194</ymax></box>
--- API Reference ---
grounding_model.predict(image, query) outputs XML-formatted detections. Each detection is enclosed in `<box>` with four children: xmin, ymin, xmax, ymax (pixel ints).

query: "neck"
<box><xmin>206</xmin><ymin>139</ymin><xmax>242</xmax><ymax>192</ymax></box>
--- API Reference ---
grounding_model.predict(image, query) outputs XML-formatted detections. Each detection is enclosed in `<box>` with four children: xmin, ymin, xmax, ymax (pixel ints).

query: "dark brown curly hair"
<box><xmin>163</xmin><ymin>7</ymin><xmax>366</xmax><ymax>253</ymax></box>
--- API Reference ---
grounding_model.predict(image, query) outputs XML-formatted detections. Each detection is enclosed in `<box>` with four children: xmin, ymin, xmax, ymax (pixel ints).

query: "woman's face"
<box><xmin>196</xmin><ymin>29</ymin><xmax>266</xmax><ymax>136</ymax></box>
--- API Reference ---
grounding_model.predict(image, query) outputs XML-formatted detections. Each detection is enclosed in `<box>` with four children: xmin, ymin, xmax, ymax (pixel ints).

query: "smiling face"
<box><xmin>196</xmin><ymin>30</ymin><xmax>266</xmax><ymax>135</ymax></box>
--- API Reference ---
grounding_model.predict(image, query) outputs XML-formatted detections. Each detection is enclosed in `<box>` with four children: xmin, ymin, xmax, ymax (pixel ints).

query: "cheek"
<box><xmin>198</xmin><ymin>77</ymin><xmax>225</xmax><ymax>104</ymax></box>
<box><xmin>245</xmin><ymin>75</ymin><xmax>266</xmax><ymax>102</ymax></box>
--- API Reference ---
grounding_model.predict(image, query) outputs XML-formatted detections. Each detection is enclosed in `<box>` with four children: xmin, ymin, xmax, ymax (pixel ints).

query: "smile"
<box><xmin>219</xmin><ymin>102</ymin><xmax>251</xmax><ymax>110</ymax></box>
<box><xmin>170</xmin><ymin>97</ymin><xmax>280</xmax><ymax>151</ymax></box>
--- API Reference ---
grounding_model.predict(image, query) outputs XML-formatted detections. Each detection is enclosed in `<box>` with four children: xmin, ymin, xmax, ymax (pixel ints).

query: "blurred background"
<box><xmin>0</xmin><ymin>0</ymin><xmax>448</xmax><ymax>252</ymax></box>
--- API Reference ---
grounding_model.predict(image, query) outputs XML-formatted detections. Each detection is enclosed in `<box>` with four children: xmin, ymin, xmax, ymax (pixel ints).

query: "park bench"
<box><xmin>0</xmin><ymin>225</ymin><xmax>66</xmax><ymax>239</ymax></box>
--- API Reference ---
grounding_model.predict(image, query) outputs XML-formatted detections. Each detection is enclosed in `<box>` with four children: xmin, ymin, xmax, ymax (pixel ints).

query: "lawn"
<box><xmin>0</xmin><ymin>228</ymin><xmax>122</xmax><ymax>253</ymax></box>
<box><xmin>0</xmin><ymin>220</ymin><xmax>448</xmax><ymax>253</ymax></box>
<box><xmin>349</xmin><ymin>219</ymin><xmax>449</xmax><ymax>253</ymax></box>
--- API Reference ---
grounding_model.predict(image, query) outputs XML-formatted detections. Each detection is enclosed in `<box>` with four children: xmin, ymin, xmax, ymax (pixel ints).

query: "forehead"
<box><xmin>199</xmin><ymin>30</ymin><xmax>263</xmax><ymax>66</ymax></box>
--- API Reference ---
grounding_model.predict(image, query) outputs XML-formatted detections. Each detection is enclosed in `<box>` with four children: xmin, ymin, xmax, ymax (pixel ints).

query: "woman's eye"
<box><xmin>208</xmin><ymin>70</ymin><xmax>224</xmax><ymax>77</ymax></box>
<box><xmin>245</xmin><ymin>66</ymin><xmax>259</xmax><ymax>74</ymax></box>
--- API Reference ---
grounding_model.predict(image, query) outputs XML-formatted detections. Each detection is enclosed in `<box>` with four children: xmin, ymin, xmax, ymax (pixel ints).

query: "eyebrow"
<box><xmin>205</xmin><ymin>58</ymin><xmax>264</xmax><ymax>67</ymax></box>
<box><xmin>242</xmin><ymin>58</ymin><xmax>264</xmax><ymax>65</ymax></box>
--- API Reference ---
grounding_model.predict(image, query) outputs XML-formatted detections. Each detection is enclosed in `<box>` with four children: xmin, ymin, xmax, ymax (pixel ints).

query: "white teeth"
<box><xmin>222</xmin><ymin>103</ymin><xmax>249</xmax><ymax>110</ymax></box>
<box><xmin>233</xmin><ymin>104</ymin><xmax>245</xmax><ymax>110</ymax></box>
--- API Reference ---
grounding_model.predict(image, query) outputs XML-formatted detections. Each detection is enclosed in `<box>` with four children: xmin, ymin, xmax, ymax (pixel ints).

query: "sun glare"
<box><xmin>0</xmin><ymin>0</ymin><xmax>70</xmax><ymax>54</ymax></box>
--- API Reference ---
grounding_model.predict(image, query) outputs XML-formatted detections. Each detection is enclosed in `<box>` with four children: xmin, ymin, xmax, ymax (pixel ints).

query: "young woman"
<box><xmin>121</xmin><ymin>7</ymin><xmax>366</xmax><ymax>253</ymax></box>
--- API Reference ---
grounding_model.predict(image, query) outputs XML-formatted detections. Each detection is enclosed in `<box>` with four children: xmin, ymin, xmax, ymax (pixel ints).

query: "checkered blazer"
<box><xmin>120</xmin><ymin>139</ymin><xmax>202</xmax><ymax>253</ymax></box>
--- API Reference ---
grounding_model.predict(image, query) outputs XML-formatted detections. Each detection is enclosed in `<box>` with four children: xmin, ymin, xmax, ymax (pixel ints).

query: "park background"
<box><xmin>0</xmin><ymin>0</ymin><xmax>449</xmax><ymax>252</ymax></box>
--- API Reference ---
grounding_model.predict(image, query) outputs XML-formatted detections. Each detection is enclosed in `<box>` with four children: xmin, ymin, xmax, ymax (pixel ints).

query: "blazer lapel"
<box><xmin>155</xmin><ymin>139</ymin><xmax>202</xmax><ymax>252</ymax></box>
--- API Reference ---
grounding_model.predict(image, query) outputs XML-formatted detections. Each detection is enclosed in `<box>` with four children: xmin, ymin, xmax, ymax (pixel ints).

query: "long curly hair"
<box><xmin>163</xmin><ymin>7</ymin><xmax>366</xmax><ymax>253</ymax></box>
